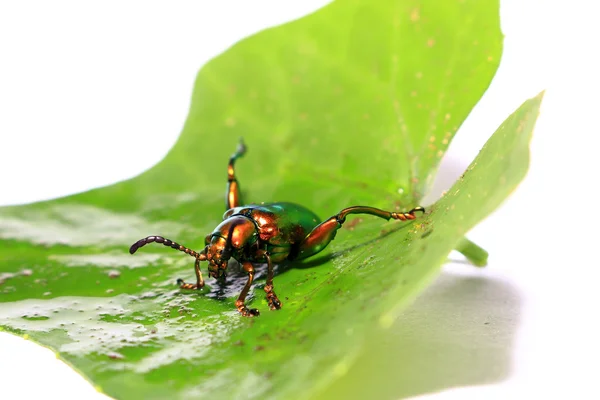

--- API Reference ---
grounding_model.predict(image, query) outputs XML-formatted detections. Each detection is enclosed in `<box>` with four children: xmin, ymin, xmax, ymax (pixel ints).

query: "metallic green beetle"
<box><xmin>129</xmin><ymin>141</ymin><xmax>424</xmax><ymax>317</ymax></box>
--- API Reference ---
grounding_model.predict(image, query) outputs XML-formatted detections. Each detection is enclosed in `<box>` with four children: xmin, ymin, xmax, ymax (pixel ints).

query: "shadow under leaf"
<box><xmin>316</xmin><ymin>270</ymin><xmax>521</xmax><ymax>399</ymax></box>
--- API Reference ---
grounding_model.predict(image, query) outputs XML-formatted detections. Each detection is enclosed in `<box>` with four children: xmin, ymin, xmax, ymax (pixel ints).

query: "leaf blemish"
<box><xmin>344</xmin><ymin>218</ymin><xmax>363</xmax><ymax>231</ymax></box>
<box><xmin>225</xmin><ymin>117</ymin><xmax>236</xmax><ymax>127</ymax></box>
<box><xmin>410</xmin><ymin>7</ymin><xmax>420</xmax><ymax>22</ymax></box>
<box><xmin>108</xmin><ymin>271</ymin><xmax>121</xmax><ymax>279</ymax></box>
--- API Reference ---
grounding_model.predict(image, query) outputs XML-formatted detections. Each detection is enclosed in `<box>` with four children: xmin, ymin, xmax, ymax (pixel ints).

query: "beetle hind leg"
<box><xmin>226</xmin><ymin>139</ymin><xmax>247</xmax><ymax>210</ymax></box>
<box><xmin>295</xmin><ymin>205</ymin><xmax>425</xmax><ymax>259</ymax></box>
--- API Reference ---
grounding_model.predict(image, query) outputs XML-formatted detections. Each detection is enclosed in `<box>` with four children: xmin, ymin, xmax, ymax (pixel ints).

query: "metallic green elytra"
<box><xmin>220</xmin><ymin>202</ymin><xmax>321</xmax><ymax>262</ymax></box>
<box><xmin>129</xmin><ymin>141</ymin><xmax>424</xmax><ymax>317</ymax></box>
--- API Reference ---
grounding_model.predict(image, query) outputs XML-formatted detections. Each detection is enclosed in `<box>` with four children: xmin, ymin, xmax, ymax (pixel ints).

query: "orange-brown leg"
<box><xmin>259</xmin><ymin>251</ymin><xmax>282</xmax><ymax>310</ymax></box>
<box><xmin>226</xmin><ymin>140</ymin><xmax>246</xmax><ymax>210</ymax></box>
<box><xmin>235</xmin><ymin>261</ymin><xmax>260</xmax><ymax>317</ymax></box>
<box><xmin>296</xmin><ymin>206</ymin><xmax>425</xmax><ymax>259</ymax></box>
<box><xmin>177</xmin><ymin>257</ymin><xmax>205</xmax><ymax>290</ymax></box>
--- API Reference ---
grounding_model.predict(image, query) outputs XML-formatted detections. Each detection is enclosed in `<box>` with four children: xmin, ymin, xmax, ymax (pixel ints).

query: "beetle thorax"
<box><xmin>206</xmin><ymin>216</ymin><xmax>258</xmax><ymax>275</ymax></box>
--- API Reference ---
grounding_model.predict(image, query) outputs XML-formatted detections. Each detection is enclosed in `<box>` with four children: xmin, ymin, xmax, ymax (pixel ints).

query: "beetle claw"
<box><xmin>239</xmin><ymin>307</ymin><xmax>260</xmax><ymax>317</ymax></box>
<box><xmin>177</xmin><ymin>278</ymin><xmax>203</xmax><ymax>290</ymax></box>
<box><xmin>249</xmin><ymin>308</ymin><xmax>260</xmax><ymax>316</ymax></box>
<box><xmin>264</xmin><ymin>285</ymin><xmax>282</xmax><ymax>310</ymax></box>
<box><xmin>268</xmin><ymin>297</ymin><xmax>282</xmax><ymax>310</ymax></box>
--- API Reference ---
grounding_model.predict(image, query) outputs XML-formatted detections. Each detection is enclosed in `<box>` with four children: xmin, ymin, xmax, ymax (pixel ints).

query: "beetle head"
<box><xmin>206</xmin><ymin>215</ymin><xmax>258</xmax><ymax>279</ymax></box>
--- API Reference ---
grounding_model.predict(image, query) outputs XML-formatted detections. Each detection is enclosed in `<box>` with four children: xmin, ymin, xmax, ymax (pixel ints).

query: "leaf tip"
<box><xmin>536</xmin><ymin>89</ymin><xmax>546</xmax><ymax>98</ymax></box>
<box><xmin>531</xmin><ymin>90</ymin><xmax>546</xmax><ymax>109</ymax></box>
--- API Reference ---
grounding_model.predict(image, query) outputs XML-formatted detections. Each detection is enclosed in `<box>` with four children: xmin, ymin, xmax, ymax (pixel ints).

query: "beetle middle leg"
<box><xmin>226</xmin><ymin>139</ymin><xmax>247</xmax><ymax>210</ymax></box>
<box><xmin>258</xmin><ymin>250</ymin><xmax>282</xmax><ymax>310</ymax></box>
<box><xmin>235</xmin><ymin>261</ymin><xmax>260</xmax><ymax>317</ymax></box>
<box><xmin>295</xmin><ymin>205</ymin><xmax>425</xmax><ymax>259</ymax></box>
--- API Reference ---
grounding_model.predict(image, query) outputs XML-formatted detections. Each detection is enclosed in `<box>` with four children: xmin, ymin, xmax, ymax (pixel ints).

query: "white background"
<box><xmin>1</xmin><ymin>1</ymin><xmax>599</xmax><ymax>399</ymax></box>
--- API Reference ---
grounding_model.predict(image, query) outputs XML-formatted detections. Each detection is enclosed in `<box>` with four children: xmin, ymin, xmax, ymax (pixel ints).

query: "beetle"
<box><xmin>129</xmin><ymin>141</ymin><xmax>424</xmax><ymax>317</ymax></box>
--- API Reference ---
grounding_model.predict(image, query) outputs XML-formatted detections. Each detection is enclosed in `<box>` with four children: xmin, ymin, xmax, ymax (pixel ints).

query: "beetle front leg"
<box><xmin>258</xmin><ymin>251</ymin><xmax>282</xmax><ymax>310</ymax></box>
<box><xmin>177</xmin><ymin>256</ymin><xmax>205</xmax><ymax>290</ymax></box>
<box><xmin>235</xmin><ymin>261</ymin><xmax>260</xmax><ymax>317</ymax></box>
<box><xmin>226</xmin><ymin>139</ymin><xmax>246</xmax><ymax>210</ymax></box>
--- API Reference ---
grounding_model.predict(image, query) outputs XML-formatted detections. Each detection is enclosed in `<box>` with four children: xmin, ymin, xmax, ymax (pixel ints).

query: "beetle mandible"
<box><xmin>129</xmin><ymin>141</ymin><xmax>424</xmax><ymax>317</ymax></box>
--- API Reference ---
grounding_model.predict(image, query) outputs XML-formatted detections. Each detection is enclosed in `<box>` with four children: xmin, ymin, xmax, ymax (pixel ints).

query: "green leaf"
<box><xmin>0</xmin><ymin>1</ymin><xmax>543</xmax><ymax>399</ymax></box>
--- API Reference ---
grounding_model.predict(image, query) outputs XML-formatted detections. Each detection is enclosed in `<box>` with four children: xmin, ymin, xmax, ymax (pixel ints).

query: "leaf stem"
<box><xmin>455</xmin><ymin>237</ymin><xmax>488</xmax><ymax>267</ymax></box>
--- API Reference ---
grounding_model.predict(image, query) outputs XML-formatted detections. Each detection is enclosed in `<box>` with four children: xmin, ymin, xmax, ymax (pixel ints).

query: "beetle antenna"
<box><xmin>129</xmin><ymin>236</ymin><xmax>201</xmax><ymax>258</ymax></box>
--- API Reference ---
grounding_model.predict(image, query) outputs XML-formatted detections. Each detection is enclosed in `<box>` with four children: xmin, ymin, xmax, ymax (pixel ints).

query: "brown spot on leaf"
<box><xmin>410</xmin><ymin>7</ymin><xmax>420</xmax><ymax>22</ymax></box>
<box><xmin>345</xmin><ymin>218</ymin><xmax>363</xmax><ymax>231</ymax></box>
